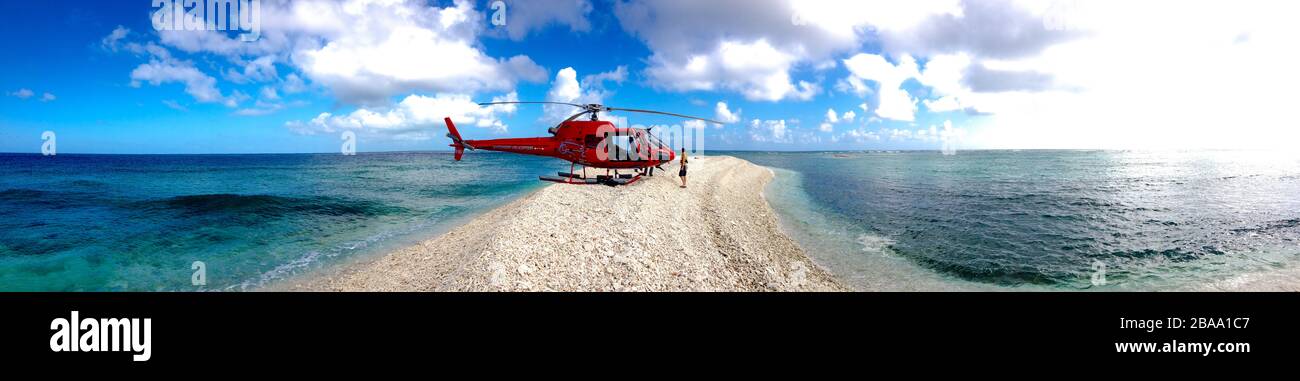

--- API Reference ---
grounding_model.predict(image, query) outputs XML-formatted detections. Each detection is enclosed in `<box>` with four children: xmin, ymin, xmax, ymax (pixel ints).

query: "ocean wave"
<box><xmin>856</xmin><ymin>234</ymin><xmax>897</xmax><ymax>257</ymax></box>
<box><xmin>1203</xmin><ymin>264</ymin><xmax>1300</xmax><ymax>291</ymax></box>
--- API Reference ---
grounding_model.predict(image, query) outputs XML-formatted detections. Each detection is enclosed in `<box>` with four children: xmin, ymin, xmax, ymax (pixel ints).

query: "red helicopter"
<box><xmin>443</xmin><ymin>102</ymin><xmax>721</xmax><ymax>186</ymax></box>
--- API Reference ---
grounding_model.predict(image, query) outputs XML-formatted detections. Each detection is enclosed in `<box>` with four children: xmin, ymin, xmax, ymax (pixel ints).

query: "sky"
<box><xmin>1</xmin><ymin>0</ymin><xmax>1298</xmax><ymax>154</ymax></box>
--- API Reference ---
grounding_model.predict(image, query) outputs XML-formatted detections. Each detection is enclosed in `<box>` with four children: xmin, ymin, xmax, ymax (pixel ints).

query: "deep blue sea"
<box><xmin>731</xmin><ymin>150</ymin><xmax>1300</xmax><ymax>290</ymax></box>
<box><xmin>0</xmin><ymin>152</ymin><xmax>559</xmax><ymax>291</ymax></box>
<box><xmin>3</xmin><ymin>150</ymin><xmax>1298</xmax><ymax>291</ymax></box>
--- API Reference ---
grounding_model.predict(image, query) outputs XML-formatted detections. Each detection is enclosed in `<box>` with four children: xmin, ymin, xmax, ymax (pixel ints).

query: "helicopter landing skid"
<box><xmin>540</xmin><ymin>172</ymin><xmax>642</xmax><ymax>186</ymax></box>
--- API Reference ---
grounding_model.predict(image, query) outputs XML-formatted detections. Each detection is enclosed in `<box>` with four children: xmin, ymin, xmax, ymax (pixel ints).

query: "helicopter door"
<box><xmin>603</xmin><ymin>131</ymin><xmax>637</xmax><ymax>161</ymax></box>
<box><xmin>634</xmin><ymin>131</ymin><xmax>654</xmax><ymax>161</ymax></box>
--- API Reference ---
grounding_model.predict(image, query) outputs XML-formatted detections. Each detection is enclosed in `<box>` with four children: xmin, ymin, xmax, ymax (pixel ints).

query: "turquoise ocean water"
<box><xmin>730</xmin><ymin>150</ymin><xmax>1300</xmax><ymax>290</ymax></box>
<box><xmin>0</xmin><ymin>152</ymin><xmax>558</xmax><ymax>291</ymax></box>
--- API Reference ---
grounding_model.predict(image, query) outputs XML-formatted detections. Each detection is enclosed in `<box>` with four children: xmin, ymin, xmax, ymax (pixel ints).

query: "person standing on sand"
<box><xmin>678</xmin><ymin>148</ymin><xmax>688</xmax><ymax>188</ymax></box>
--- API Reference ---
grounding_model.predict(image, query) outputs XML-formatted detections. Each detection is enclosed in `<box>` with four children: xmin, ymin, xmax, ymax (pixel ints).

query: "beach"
<box><xmin>283</xmin><ymin>156</ymin><xmax>846</xmax><ymax>291</ymax></box>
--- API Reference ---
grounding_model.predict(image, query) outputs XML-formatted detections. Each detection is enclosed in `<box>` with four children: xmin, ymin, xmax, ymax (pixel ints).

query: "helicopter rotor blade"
<box><xmin>478</xmin><ymin>101</ymin><xmax>586</xmax><ymax>108</ymax></box>
<box><xmin>605</xmin><ymin>107</ymin><xmax>726</xmax><ymax>125</ymax></box>
<box><xmin>475</xmin><ymin>101</ymin><xmax>731</xmax><ymax>129</ymax></box>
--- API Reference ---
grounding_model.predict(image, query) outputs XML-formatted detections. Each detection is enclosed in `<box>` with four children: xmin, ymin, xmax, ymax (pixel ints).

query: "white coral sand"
<box><xmin>285</xmin><ymin>156</ymin><xmax>845</xmax><ymax>292</ymax></box>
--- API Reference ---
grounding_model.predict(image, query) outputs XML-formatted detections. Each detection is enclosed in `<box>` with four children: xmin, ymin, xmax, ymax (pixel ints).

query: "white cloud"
<box><xmin>236</xmin><ymin>85</ymin><xmax>295</xmax><ymax>116</ymax></box>
<box><xmin>549</xmin><ymin>69</ymin><xmax>580</xmax><ymax>101</ymax></box>
<box><xmin>850</xmin><ymin>120</ymin><xmax>965</xmax><ymax>151</ymax></box>
<box><xmin>820</xmin><ymin>108</ymin><xmax>856</xmax><ymax>129</ymax></box>
<box><xmin>615</xmin><ymin>0</ymin><xmax>960</xmax><ymax>102</ymax></box>
<box><xmin>910</xmin><ymin>52</ymin><xmax>1056</xmax><ymax>115</ymax></box>
<box><xmin>804</xmin><ymin>0</ymin><xmax>1300</xmax><ymax>149</ymax></box>
<box><xmin>224</xmin><ymin>55</ymin><xmax>278</xmax><ymax>84</ymax></box>
<box><xmin>108</xmin><ymin>37</ymin><xmax>243</xmax><ymax>107</ymax></box>
<box><xmin>581</xmin><ymin>66</ymin><xmax>628</xmax><ymax>90</ymax></box>
<box><xmin>887</xmin><ymin>128</ymin><xmax>914</xmax><ymax>141</ymax></box>
<box><xmin>714</xmin><ymin>101</ymin><xmax>741</xmax><ymax>125</ymax></box>
<box><xmin>748</xmin><ymin>118</ymin><xmax>790</xmax><ymax>142</ymax></box>
<box><xmin>792</xmin><ymin>0</ymin><xmax>962</xmax><ymax>35</ymax></box>
<box><xmin>133</xmin><ymin>0</ymin><xmax>548</xmax><ymax>106</ymax></box>
<box><xmin>641</xmin><ymin>39</ymin><xmax>818</xmax><ymax>101</ymax></box>
<box><xmin>295</xmin><ymin>0</ymin><xmax>545</xmax><ymax>105</ymax></box>
<box><xmin>260</xmin><ymin>86</ymin><xmax>280</xmax><ymax>101</ymax></box>
<box><xmin>834</xmin><ymin>76</ymin><xmax>873</xmax><ymax>97</ymax></box>
<box><xmin>495</xmin><ymin>0</ymin><xmax>593</xmax><ymax>41</ymax></box>
<box><xmin>104</xmin><ymin>0</ymin><xmax>568</xmax><ymax>140</ymax></box>
<box><xmin>96</xmin><ymin>0</ymin><xmax>1300</xmax><ymax>150</ymax></box>
<box><xmin>130</xmin><ymin>57</ymin><xmax>232</xmax><ymax>106</ymax></box>
<box><xmin>281</xmin><ymin>73</ymin><xmax>307</xmax><ymax>94</ymax></box>
<box><xmin>235</xmin><ymin>101</ymin><xmax>286</xmax><ymax>116</ymax></box>
<box><xmin>101</xmin><ymin>25</ymin><xmax>129</xmax><ymax>51</ymax></box>
<box><xmin>40</xmin><ymin>93</ymin><xmax>55</xmax><ymax>102</ymax></box>
<box><xmin>543</xmin><ymin>67</ymin><xmax>584</xmax><ymax>125</ymax></box>
<box><xmin>540</xmin><ymin>66</ymin><xmax>627</xmax><ymax>127</ymax></box>
<box><xmin>843</xmin><ymin>128</ymin><xmax>882</xmax><ymax>143</ymax></box>
<box><xmin>162</xmin><ymin>100</ymin><xmax>188</xmax><ymax>112</ymax></box>
<box><xmin>9</xmin><ymin>88</ymin><xmax>34</xmax><ymax>99</ymax></box>
<box><xmin>874</xmin><ymin>0</ymin><xmax>1076</xmax><ymax>60</ymax></box>
<box><xmin>904</xmin><ymin>0</ymin><xmax>1300</xmax><ymax>149</ymax></box>
<box><xmin>155</xmin><ymin>27</ymin><xmax>259</xmax><ymax>58</ymax></box>
<box><xmin>287</xmin><ymin>92</ymin><xmax>519</xmax><ymax>138</ymax></box>
<box><xmin>923</xmin><ymin>96</ymin><xmax>962</xmax><ymax>112</ymax></box>
<box><xmin>843</xmin><ymin>53</ymin><xmax>920</xmax><ymax>121</ymax></box>
<box><xmin>917</xmin><ymin>53</ymin><xmax>971</xmax><ymax>97</ymax></box>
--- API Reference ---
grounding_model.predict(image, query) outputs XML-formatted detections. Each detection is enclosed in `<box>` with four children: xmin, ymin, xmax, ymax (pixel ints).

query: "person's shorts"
<box><xmin>679</xmin><ymin>167</ymin><xmax>687</xmax><ymax>176</ymax></box>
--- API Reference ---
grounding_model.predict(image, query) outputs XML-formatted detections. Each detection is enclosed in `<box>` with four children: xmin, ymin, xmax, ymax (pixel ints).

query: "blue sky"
<box><xmin>2</xmin><ymin>1</ymin><xmax>1296</xmax><ymax>154</ymax></box>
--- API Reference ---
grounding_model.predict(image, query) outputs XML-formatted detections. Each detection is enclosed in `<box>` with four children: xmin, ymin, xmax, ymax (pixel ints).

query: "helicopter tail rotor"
<box><xmin>444</xmin><ymin>117</ymin><xmax>474</xmax><ymax>161</ymax></box>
